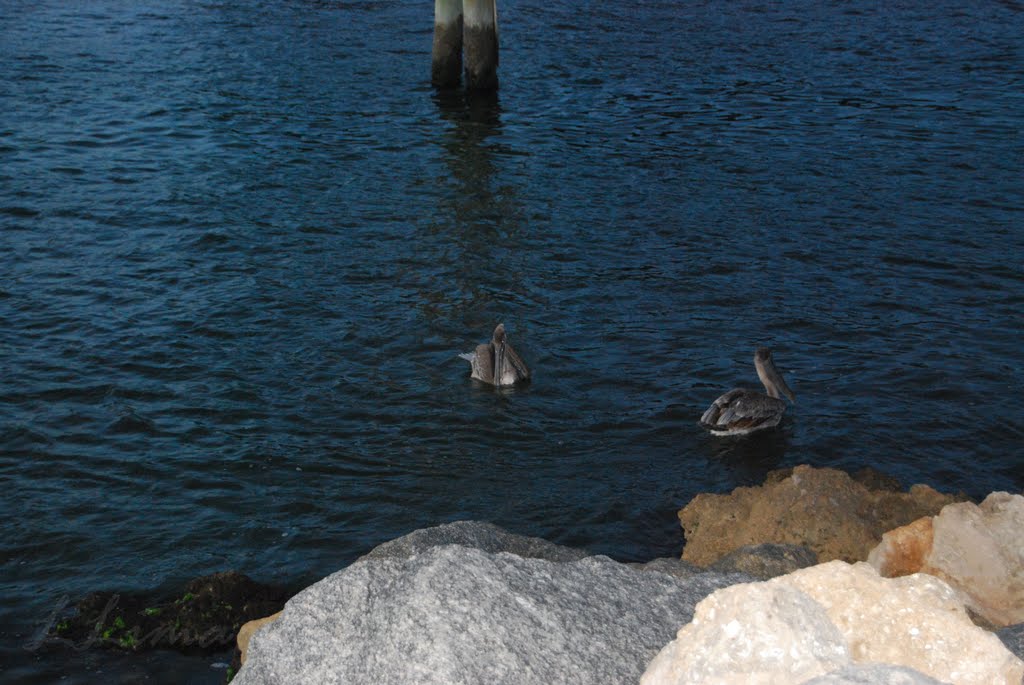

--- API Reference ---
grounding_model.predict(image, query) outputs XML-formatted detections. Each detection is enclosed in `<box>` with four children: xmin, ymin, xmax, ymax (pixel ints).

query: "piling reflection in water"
<box><xmin>425</xmin><ymin>89</ymin><xmax>530</xmax><ymax>329</ymax></box>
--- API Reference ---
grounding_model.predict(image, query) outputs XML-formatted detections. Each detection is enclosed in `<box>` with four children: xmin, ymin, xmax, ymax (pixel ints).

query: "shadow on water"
<box><xmin>703</xmin><ymin>424</ymin><xmax>792</xmax><ymax>485</ymax></box>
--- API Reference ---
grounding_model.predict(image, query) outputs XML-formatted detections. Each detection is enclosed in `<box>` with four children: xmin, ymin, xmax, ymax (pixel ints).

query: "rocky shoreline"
<box><xmin>49</xmin><ymin>465</ymin><xmax>1024</xmax><ymax>684</ymax></box>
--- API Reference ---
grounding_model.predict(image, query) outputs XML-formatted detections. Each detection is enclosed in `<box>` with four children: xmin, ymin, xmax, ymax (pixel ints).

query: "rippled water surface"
<box><xmin>2</xmin><ymin>0</ymin><xmax>1023</xmax><ymax>681</ymax></box>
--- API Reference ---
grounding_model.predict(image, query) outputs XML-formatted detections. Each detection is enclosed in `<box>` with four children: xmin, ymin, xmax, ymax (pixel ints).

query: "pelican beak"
<box><xmin>769</xmin><ymin>362</ymin><xmax>796</xmax><ymax>403</ymax></box>
<box><xmin>779</xmin><ymin>377</ymin><xmax>796</xmax><ymax>403</ymax></box>
<box><xmin>491</xmin><ymin>323</ymin><xmax>508</xmax><ymax>385</ymax></box>
<box><xmin>494</xmin><ymin>337</ymin><xmax>507</xmax><ymax>385</ymax></box>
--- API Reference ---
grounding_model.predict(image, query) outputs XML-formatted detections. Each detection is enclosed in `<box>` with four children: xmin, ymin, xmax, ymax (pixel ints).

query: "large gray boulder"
<box><xmin>630</xmin><ymin>557</ymin><xmax>703</xmax><ymax>579</ymax></box>
<box><xmin>708</xmin><ymin>542</ymin><xmax>818</xmax><ymax>580</ymax></box>
<box><xmin>235</xmin><ymin>522</ymin><xmax>749</xmax><ymax>685</ymax></box>
<box><xmin>357</xmin><ymin>520</ymin><xmax>591</xmax><ymax>563</ymax></box>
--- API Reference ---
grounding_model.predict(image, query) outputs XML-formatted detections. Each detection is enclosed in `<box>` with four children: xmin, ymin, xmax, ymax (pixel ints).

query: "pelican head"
<box><xmin>492</xmin><ymin>323</ymin><xmax>508</xmax><ymax>382</ymax></box>
<box><xmin>754</xmin><ymin>347</ymin><xmax>795</xmax><ymax>403</ymax></box>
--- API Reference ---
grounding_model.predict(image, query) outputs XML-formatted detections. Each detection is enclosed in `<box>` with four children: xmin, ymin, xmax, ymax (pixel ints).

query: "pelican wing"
<box><xmin>460</xmin><ymin>343</ymin><xmax>496</xmax><ymax>383</ymax></box>
<box><xmin>700</xmin><ymin>388</ymin><xmax>787</xmax><ymax>434</ymax></box>
<box><xmin>472</xmin><ymin>342</ymin><xmax>495</xmax><ymax>383</ymax></box>
<box><xmin>498</xmin><ymin>341</ymin><xmax>530</xmax><ymax>384</ymax></box>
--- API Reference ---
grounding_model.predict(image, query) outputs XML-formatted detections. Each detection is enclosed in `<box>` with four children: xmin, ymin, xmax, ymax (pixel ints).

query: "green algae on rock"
<box><xmin>49</xmin><ymin>571</ymin><xmax>290</xmax><ymax>653</ymax></box>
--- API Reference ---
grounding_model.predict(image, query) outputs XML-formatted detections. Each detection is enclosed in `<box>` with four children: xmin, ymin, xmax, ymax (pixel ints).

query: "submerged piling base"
<box><xmin>432</xmin><ymin>0</ymin><xmax>463</xmax><ymax>88</ymax></box>
<box><xmin>463</xmin><ymin>0</ymin><xmax>499</xmax><ymax>91</ymax></box>
<box><xmin>464</xmin><ymin>26</ymin><xmax>498</xmax><ymax>91</ymax></box>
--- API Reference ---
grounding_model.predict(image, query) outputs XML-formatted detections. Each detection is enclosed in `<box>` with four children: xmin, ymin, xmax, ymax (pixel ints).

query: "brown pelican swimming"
<box><xmin>459</xmin><ymin>323</ymin><xmax>531</xmax><ymax>387</ymax></box>
<box><xmin>700</xmin><ymin>348</ymin><xmax>795</xmax><ymax>436</ymax></box>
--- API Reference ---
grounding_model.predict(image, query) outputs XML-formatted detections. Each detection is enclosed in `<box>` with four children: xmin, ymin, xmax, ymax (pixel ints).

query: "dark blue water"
<box><xmin>2</xmin><ymin>0</ymin><xmax>1023</xmax><ymax>681</ymax></box>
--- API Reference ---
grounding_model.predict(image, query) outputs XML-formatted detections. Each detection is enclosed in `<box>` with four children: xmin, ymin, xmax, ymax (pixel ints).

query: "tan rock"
<box><xmin>870</xmin><ymin>492</ymin><xmax>1024</xmax><ymax>629</ymax></box>
<box><xmin>679</xmin><ymin>465</ymin><xmax>963</xmax><ymax>566</ymax></box>
<box><xmin>237</xmin><ymin>612</ymin><xmax>282</xmax><ymax>665</ymax></box>
<box><xmin>641</xmin><ymin>560</ymin><xmax>1024</xmax><ymax>685</ymax></box>
<box><xmin>868</xmin><ymin>516</ymin><xmax>934</xmax><ymax>577</ymax></box>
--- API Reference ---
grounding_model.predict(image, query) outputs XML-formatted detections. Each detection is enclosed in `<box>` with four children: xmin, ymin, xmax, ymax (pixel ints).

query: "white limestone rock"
<box><xmin>640</xmin><ymin>582</ymin><xmax>849</xmax><ymax>685</ymax></box>
<box><xmin>924</xmin><ymin>492</ymin><xmax>1024</xmax><ymax>628</ymax></box>
<box><xmin>868</xmin><ymin>492</ymin><xmax>1024</xmax><ymax>629</ymax></box>
<box><xmin>641</xmin><ymin>561</ymin><xmax>1024</xmax><ymax>685</ymax></box>
<box><xmin>782</xmin><ymin>561</ymin><xmax>1017</xmax><ymax>682</ymax></box>
<box><xmin>800</xmin><ymin>664</ymin><xmax>946</xmax><ymax>684</ymax></box>
<box><xmin>235</xmin><ymin>542</ymin><xmax>748</xmax><ymax>685</ymax></box>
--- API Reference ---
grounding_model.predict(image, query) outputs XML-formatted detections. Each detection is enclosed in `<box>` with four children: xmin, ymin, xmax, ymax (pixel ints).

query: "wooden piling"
<box><xmin>432</xmin><ymin>0</ymin><xmax>463</xmax><ymax>88</ymax></box>
<box><xmin>463</xmin><ymin>0</ymin><xmax>499</xmax><ymax>91</ymax></box>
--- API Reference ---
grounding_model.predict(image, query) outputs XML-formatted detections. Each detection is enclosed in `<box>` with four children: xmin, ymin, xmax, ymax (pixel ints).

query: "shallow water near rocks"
<box><xmin>2</xmin><ymin>0</ymin><xmax>1023</xmax><ymax>681</ymax></box>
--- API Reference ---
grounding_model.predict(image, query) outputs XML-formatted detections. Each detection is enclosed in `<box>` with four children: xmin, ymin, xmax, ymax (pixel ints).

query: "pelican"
<box><xmin>700</xmin><ymin>348</ymin><xmax>795</xmax><ymax>436</ymax></box>
<box><xmin>459</xmin><ymin>323</ymin><xmax>531</xmax><ymax>387</ymax></box>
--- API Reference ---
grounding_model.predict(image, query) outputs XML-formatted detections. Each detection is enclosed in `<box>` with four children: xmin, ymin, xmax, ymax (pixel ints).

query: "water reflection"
<box><xmin>431</xmin><ymin>88</ymin><xmax>509</xmax><ymax>233</ymax></box>
<box><xmin>703</xmin><ymin>423</ymin><xmax>791</xmax><ymax>485</ymax></box>
<box><xmin>423</xmin><ymin>89</ymin><xmax>532</xmax><ymax>330</ymax></box>
<box><xmin>433</xmin><ymin>88</ymin><xmax>503</xmax><ymax>129</ymax></box>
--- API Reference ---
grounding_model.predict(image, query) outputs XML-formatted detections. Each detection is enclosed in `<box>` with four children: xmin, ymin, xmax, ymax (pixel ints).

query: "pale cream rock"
<box><xmin>641</xmin><ymin>561</ymin><xmax>1024</xmax><ymax>685</ymax></box>
<box><xmin>783</xmin><ymin>561</ymin><xmax>1021</xmax><ymax>684</ymax></box>
<box><xmin>869</xmin><ymin>492</ymin><xmax>1024</xmax><ymax>629</ymax></box>
<box><xmin>640</xmin><ymin>582</ymin><xmax>849</xmax><ymax>685</ymax></box>
<box><xmin>924</xmin><ymin>492</ymin><xmax>1024</xmax><ymax>628</ymax></box>
<box><xmin>801</xmin><ymin>664</ymin><xmax>946</xmax><ymax>684</ymax></box>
